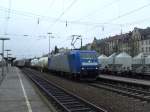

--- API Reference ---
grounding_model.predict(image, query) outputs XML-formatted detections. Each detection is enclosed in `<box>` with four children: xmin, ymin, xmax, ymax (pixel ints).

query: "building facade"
<box><xmin>89</xmin><ymin>27</ymin><xmax>150</xmax><ymax>56</ymax></box>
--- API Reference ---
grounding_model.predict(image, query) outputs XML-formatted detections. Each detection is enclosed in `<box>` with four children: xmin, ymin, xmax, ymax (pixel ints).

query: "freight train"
<box><xmin>98</xmin><ymin>52</ymin><xmax>150</xmax><ymax>78</ymax></box>
<box><xmin>14</xmin><ymin>51</ymin><xmax>150</xmax><ymax>79</ymax></box>
<box><xmin>14</xmin><ymin>50</ymin><xmax>99</xmax><ymax>80</ymax></box>
<box><xmin>14</xmin><ymin>59</ymin><xmax>31</xmax><ymax>68</ymax></box>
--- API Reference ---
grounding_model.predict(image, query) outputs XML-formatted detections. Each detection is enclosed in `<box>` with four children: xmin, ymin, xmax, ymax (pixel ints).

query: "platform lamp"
<box><xmin>47</xmin><ymin>32</ymin><xmax>52</xmax><ymax>57</ymax></box>
<box><xmin>47</xmin><ymin>32</ymin><xmax>55</xmax><ymax>57</ymax></box>
<box><xmin>5</xmin><ymin>49</ymin><xmax>11</xmax><ymax>72</ymax></box>
<box><xmin>0</xmin><ymin>38</ymin><xmax>10</xmax><ymax>80</ymax></box>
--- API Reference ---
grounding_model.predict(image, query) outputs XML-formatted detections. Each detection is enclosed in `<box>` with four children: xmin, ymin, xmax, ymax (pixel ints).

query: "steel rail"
<box><xmin>22</xmin><ymin>68</ymin><xmax>108</xmax><ymax>112</ymax></box>
<box><xmin>90</xmin><ymin>81</ymin><xmax>150</xmax><ymax>102</ymax></box>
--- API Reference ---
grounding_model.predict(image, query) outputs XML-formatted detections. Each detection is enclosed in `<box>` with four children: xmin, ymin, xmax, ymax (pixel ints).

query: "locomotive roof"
<box><xmin>70</xmin><ymin>50</ymin><xmax>97</xmax><ymax>53</ymax></box>
<box><xmin>51</xmin><ymin>50</ymin><xmax>97</xmax><ymax>57</ymax></box>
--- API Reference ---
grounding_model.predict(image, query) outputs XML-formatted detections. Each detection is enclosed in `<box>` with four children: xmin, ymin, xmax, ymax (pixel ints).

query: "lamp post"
<box><xmin>47</xmin><ymin>32</ymin><xmax>52</xmax><ymax>57</ymax></box>
<box><xmin>0</xmin><ymin>38</ymin><xmax>10</xmax><ymax>80</ymax></box>
<box><xmin>8</xmin><ymin>57</ymin><xmax>16</xmax><ymax>66</ymax></box>
<box><xmin>5</xmin><ymin>49</ymin><xmax>11</xmax><ymax>72</ymax></box>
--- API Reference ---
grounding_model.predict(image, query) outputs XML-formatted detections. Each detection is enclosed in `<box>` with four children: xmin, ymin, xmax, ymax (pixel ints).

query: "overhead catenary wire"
<box><xmin>0</xmin><ymin>1</ymin><xmax>149</xmax><ymax>27</ymax></box>
<box><xmin>0</xmin><ymin>4</ymin><xmax>149</xmax><ymax>43</ymax></box>
<box><xmin>7</xmin><ymin>0</ymin><xmax>12</xmax><ymax>19</ymax></box>
<box><xmin>72</xmin><ymin>0</ymin><xmax>121</xmax><ymax>22</ymax></box>
<box><xmin>1</xmin><ymin>19</ymin><xmax>140</xmax><ymax>41</ymax></box>
<box><xmin>0</xmin><ymin>33</ymin><xmax>33</xmax><ymax>38</ymax></box>
<box><xmin>82</xmin><ymin>2</ymin><xmax>150</xmax><ymax>36</ymax></box>
<box><xmin>1</xmin><ymin>1</ymin><xmax>150</xmax><ymax>59</ymax></box>
<box><xmin>0</xmin><ymin>7</ymin><xmax>122</xmax><ymax>26</ymax></box>
<box><xmin>48</xmin><ymin>0</ymin><xmax>78</xmax><ymax>30</ymax></box>
<box><xmin>3</xmin><ymin>0</ymin><xmax>12</xmax><ymax>35</ymax></box>
<box><xmin>45</xmin><ymin>0</ymin><xmax>55</xmax><ymax>13</ymax></box>
<box><xmin>124</xmin><ymin>16</ymin><xmax>150</xmax><ymax>26</ymax></box>
<box><xmin>41</xmin><ymin>0</ymin><xmax>55</xmax><ymax>22</ymax></box>
<box><xmin>0</xmin><ymin>6</ymin><xmax>56</xmax><ymax>20</ymax></box>
<box><xmin>0</xmin><ymin>6</ymin><xmax>120</xmax><ymax>27</ymax></box>
<box><xmin>0</xmin><ymin>3</ymin><xmax>133</xmax><ymax>28</ymax></box>
<box><xmin>0</xmin><ymin>1</ymin><xmax>150</xmax><ymax>45</ymax></box>
<box><xmin>106</xmin><ymin>2</ymin><xmax>150</xmax><ymax>23</ymax></box>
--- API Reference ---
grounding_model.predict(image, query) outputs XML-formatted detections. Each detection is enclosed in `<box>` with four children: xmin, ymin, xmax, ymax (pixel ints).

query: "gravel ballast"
<box><xmin>26</xmin><ymin>69</ymin><xmax>150</xmax><ymax>112</ymax></box>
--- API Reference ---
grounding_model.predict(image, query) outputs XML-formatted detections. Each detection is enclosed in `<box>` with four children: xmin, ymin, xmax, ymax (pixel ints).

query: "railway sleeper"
<box><xmin>62</xmin><ymin>101</ymin><xmax>80</xmax><ymax>105</ymax></box>
<box><xmin>70</xmin><ymin>107</ymin><xmax>93</xmax><ymax>112</ymax></box>
<box><xmin>57</xmin><ymin>99</ymin><xmax>77</xmax><ymax>102</ymax></box>
<box><xmin>55</xmin><ymin>96</ymin><xmax>73</xmax><ymax>99</ymax></box>
<box><xmin>64</xmin><ymin>104</ymin><xmax>86</xmax><ymax>108</ymax></box>
<box><xmin>23</xmin><ymin>69</ymin><xmax>108</xmax><ymax>112</ymax></box>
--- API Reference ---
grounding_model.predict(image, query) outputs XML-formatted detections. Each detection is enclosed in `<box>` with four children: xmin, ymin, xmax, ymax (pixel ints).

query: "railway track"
<box><xmin>90</xmin><ymin>81</ymin><xmax>150</xmax><ymax>102</ymax></box>
<box><xmin>22</xmin><ymin>68</ymin><xmax>107</xmax><ymax>112</ymax></box>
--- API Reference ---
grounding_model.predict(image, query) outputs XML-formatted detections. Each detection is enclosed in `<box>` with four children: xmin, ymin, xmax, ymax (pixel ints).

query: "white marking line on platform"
<box><xmin>16</xmin><ymin>68</ymin><xmax>33</xmax><ymax>112</ymax></box>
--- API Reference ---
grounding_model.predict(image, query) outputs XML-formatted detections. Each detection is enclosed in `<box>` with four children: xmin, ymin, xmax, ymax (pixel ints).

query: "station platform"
<box><xmin>99</xmin><ymin>74</ymin><xmax>150</xmax><ymax>87</ymax></box>
<box><xmin>0</xmin><ymin>67</ymin><xmax>55</xmax><ymax>112</ymax></box>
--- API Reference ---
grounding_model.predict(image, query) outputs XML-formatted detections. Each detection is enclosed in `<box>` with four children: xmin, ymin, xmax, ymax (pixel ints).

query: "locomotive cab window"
<box><xmin>80</xmin><ymin>53</ymin><xmax>97</xmax><ymax>59</ymax></box>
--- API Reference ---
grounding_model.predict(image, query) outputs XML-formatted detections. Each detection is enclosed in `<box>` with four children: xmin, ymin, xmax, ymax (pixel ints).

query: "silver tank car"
<box><xmin>38</xmin><ymin>56</ymin><xmax>48</xmax><ymax>71</ymax></box>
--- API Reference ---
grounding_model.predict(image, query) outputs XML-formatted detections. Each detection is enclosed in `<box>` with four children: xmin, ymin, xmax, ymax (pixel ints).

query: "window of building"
<box><xmin>146</xmin><ymin>40</ymin><xmax>148</xmax><ymax>45</ymax></box>
<box><xmin>144</xmin><ymin>41</ymin><xmax>145</xmax><ymax>45</ymax></box>
<box><xmin>146</xmin><ymin>47</ymin><xmax>148</xmax><ymax>52</ymax></box>
<box><xmin>142</xmin><ymin>48</ymin><xmax>144</xmax><ymax>52</ymax></box>
<box><xmin>141</xmin><ymin>41</ymin><xmax>144</xmax><ymax>45</ymax></box>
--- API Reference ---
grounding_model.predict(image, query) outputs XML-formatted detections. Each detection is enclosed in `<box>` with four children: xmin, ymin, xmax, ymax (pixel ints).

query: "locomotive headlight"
<box><xmin>81</xmin><ymin>67</ymin><xmax>85</xmax><ymax>70</ymax></box>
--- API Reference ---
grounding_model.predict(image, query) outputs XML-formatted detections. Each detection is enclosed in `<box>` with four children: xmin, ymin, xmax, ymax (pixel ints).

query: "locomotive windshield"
<box><xmin>80</xmin><ymin>53</ymin><xmax>97</xmax><ymax>59</ymax></box>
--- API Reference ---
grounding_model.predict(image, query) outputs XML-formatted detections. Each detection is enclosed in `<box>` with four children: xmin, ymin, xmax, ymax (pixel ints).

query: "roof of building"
<box><xmin>93</xmin><ymin>27</ymin><xmax>150</xmax><ymax>46</ymax></box>
<box><xmin>136</xmin><ymin>27</ymin><xmax>150</xmax><ymax>40</ymax></box>
<box><xmin>95</xmin><ymin>31</ymin><xmax>132</xmax><ymax>44</ymax></box>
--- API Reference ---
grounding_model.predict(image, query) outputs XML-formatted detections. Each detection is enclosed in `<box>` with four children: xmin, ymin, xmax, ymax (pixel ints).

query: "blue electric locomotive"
<box><xmin>48</xmin><ymin>50</ymin><xmax>99</xmax><ymax>80</ymax></box>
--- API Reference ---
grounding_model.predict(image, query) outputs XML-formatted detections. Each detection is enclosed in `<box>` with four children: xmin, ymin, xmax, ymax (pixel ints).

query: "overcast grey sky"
<box><xmin>0</xmin><ymin>0</ymin><xmax>150</xmax><ymax>59</ymax></box>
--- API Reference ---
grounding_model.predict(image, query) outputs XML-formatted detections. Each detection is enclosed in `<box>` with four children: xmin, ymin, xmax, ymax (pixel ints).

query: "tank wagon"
<box><xmin>145</xmin><ymin>55</ymin><xmax>150</xmax><ymax>75</ymax></box>
<box><xmin>98</xmin><ymin>52</ymin><xmax>150</xmax><ymax>77</ymax></box>
<box><xmin>30</xmin><ymin>58</ymin><xmax>39</xmax><ymax>69</ymax></box>
<box><xmin>115</xmin><ymin>52</ymin><xmax>132</xmax><ymax>75</ymax></box>
<box><xmin>98</xmin><ymin>54</ymin><xmax>109</xmax><ymax>73</ymax></box>
<box><xmin>132</xmin><ymin>53</ymin><xmax>150</xmax><ymax>77</ymax></box>
<box><xmin>30</xmin><ymin>58</ymin><xmax>39</xmax><ymax>66</ymax></box>
<box><xmin>104</xmin><ymin>53</ymin><xmax>117</xmax><ymax>74</ymax></box>
<box><xmin>98</xmin><ymin>52</ymin><xmax>132</xmax><ymax>75</ymax></box>
<box><xmin>14</xmin><ymin>59</ymin><xmax>26</xmax><ymax>67</ymax></box>
<box><xmin>24</xmin><ymin>59</ymin><xmax>31</xmax><ymax>67</ymax></box>
<box><xmin>48</xmin><ymin>50</ymin><xmax>99</xmax><ymax>80</ymax></box>
<box><xmin>37</xmin><ymin>57</ymin><xmax>48</xmax><ymax>72</ymax></box>
<box><xmin>14</xmin><ymin>59</ymin><xmax>31</xmax><ymax>68</ymax></box>
<box><xmin>98</xmin><ymin>54</ymin><xmax>108</xmax><ymax>69</ymax></box>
